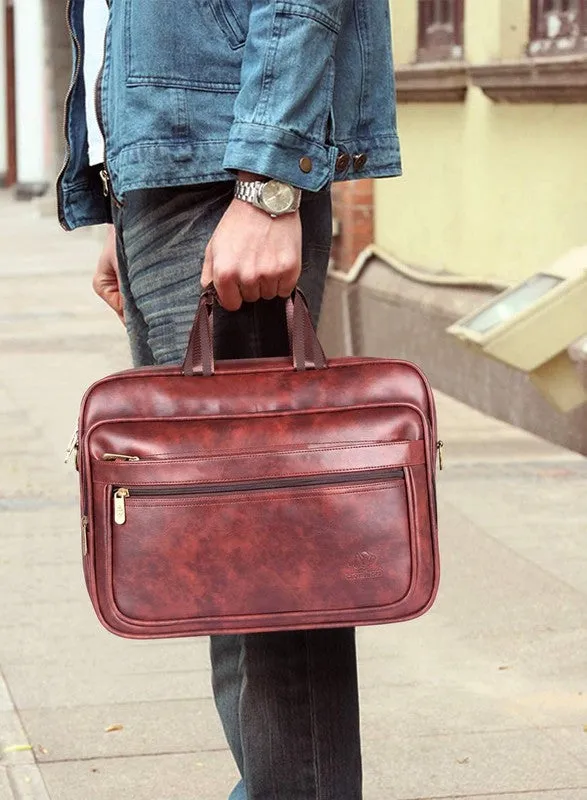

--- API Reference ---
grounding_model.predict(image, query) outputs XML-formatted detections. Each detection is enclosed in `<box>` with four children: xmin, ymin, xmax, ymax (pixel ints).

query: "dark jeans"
<box><xmin>112</xmin><ymin>183</ymin><xmax>362</xmax><ymax>800</ymax></box>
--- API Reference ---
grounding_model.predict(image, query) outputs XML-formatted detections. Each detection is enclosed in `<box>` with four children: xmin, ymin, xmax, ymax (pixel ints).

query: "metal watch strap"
<box><xmin>234</xmin><ymin>180</ymin><xmax>265</xmax><ymax>206</ymax></box>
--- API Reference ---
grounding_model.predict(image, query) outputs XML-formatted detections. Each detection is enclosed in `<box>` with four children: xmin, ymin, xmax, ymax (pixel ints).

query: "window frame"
<box><xmin>417</xmin><ymin>0</ymin><xmax>465</xmax><ymax>63</ymax></box>
<box><xmin>528</xmin><ymin>0</ymin><xmax>587</xmax><ymax>56</ymax></box>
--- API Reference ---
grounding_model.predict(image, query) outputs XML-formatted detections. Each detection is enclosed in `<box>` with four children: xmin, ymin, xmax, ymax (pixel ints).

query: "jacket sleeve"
<box><xmin>222</xmin><ymin>0</ymin><xmax>352</xmax><ymax>190</ymax></box>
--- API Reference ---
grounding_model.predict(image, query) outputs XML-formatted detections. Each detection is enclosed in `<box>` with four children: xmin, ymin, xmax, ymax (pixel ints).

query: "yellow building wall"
<box><xmin>377</xmin><ymin>0</ymin><xmax>587</xmax><ymax>282</ymax></box>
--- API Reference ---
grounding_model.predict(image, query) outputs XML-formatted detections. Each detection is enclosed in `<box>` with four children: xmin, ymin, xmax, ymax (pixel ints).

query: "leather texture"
<box><xmin>77</xmin><ymin>290</ymin><xmax>440</xmax><ymax>639</ymax></box>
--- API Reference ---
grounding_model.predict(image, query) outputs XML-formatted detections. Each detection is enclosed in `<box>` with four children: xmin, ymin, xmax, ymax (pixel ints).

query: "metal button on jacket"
<box><xmin>299</xmin><ymin>156</ymin><xmax>313</xmax><ymax>173</ymax></box>
<box><xmin>335</xmin><ymin>153</ymin><xmax>351</xmax><ymax>172</ymax></box>
<box><xmin>353</xmin><ymin>153</ymin><xmax>368</xmax><ymax>170</ymax></box>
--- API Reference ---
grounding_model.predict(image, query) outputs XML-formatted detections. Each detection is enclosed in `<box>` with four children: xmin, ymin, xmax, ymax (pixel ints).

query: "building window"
<box><xmin>529</xmin><ymin>0</ymin><xmax>587</xmax><ymax>55</ymax></box>
<box><xmin>417</xmin><ymin>0</ymin><xmax>465</xmax><ymax>62</ymax></box>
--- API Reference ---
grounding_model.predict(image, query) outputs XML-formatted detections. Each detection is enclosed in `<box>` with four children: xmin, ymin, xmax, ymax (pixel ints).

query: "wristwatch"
<box><xmin>234</xmin><ymin>179</ymin><xmax>302</xmax><ymax>217</ymax></box>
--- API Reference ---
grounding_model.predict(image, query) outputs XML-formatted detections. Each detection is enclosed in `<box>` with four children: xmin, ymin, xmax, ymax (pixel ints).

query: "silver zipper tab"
<box><xmin>99</xmin><ymin>168</ymin><xmax>110</xmax><ymax>197</ymax></box>
<box><xmin>437</xmin><ymin>440</ymin><xmax>444</xmax><ymax>471</ymax></box>
<box><xmin>81</xmin><ymin>515</ymin><xmax>89</xmax><ymax>556</ymax></box>
<box><xmin>65</xmin><ymin>426</ymin><xmax>79</xmax><ymax>464</ymax></box>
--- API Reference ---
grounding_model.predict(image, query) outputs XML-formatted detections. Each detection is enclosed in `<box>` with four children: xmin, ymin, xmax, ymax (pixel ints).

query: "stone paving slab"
<box><xmin>427</xmin><ymin>502</ymin><xmax>587</xmax><ymax>636</ymax></box>
<box><xmin>4</xmin><ymin>663</ymin><xmax>213</xmax><ymax>711</ymax></box>
<box><xmin>1</xmin><ymin>625</ymin><xmax>207</xmax><ymax>668</ymax></box>
<box><xmin>0</xmin><ymin>770</ymin><xmax>12</xmax><ymax>800</ymax></box>
<box><xmin>0</xmin><ymin>711</ymin><xmax>34</xmax><ymax>767</ymax></box>
<box><xmin>401</xmin><ymin>793</ymin><xmax>587</xmax><ymax>800</ymax></box>
<box><xmin>543</xmin><ymin>727</ymin><xmax>587</xmax><ymax>770</ymax></box>
<box><xmin>39</xmin><ymin>751</ymin><xmax>239</xmax><ymax>800</ymax></box>
<box><xmin>358</xmin><ymin>683</ymin><xmax>530</xmax><ymax>739</ymax></box>
<box><xmin>471</xmin><ymin>793</ymin><xmax>587</xmax><ymax>800</ymax></box>
<box><xmin>363</xmin><ymin>729</ymin><xmax>587</xmax><ymax>798</ymax></box>
<box><xmin>3</xmin><ymin>765</ymin><xmax>51</xmax><ymax>800</ymax></box>
<box><xmin>20</xmin><ymin>699</ymin><xmax>227</xmax><ymax>761</ymax></box>
<box><xmin>0</xmin><ymin>675</ymin><xmax>51</xmax><ymax>800</ymax></box>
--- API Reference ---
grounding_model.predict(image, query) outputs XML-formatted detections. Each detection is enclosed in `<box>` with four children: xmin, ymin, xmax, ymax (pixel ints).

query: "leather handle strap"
<box><xmin>289</xmin><ymin>289</ymin><xmax>327</xmax><ymax>371</ymax></box>
<box><xmin>182</xmin><ymin>287</ymin><xmax>215</xmax><ymax>376</ymax></box>
<box><xmin>182</xmin><ymin>286</ymin><xmax>327</xmax><ymax>376</ymax></box>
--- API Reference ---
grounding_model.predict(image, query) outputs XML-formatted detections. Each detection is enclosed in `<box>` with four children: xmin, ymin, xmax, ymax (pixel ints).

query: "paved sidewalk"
<box><xmin>0</xmin><ymin>193</ymin><xmax>586</xmax><ymax>800</ymax></box>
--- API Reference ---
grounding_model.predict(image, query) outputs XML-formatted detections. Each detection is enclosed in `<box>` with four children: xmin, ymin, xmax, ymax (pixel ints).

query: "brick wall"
<box><xmin>331</xmin><ymin>179</ymin><xmax>374</xmax><ymax>273</ymax></box>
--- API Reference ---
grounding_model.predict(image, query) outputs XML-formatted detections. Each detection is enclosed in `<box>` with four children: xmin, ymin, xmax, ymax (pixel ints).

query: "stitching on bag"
<box><xmin>85</xmin><ymin>401</ymin><xmax>428</xmax><ymax>435</ymax></box>
<box><xmin>88</xmin><ymin>358</ymin><xmax>431</xmax><ymax>384</ymax></box>
<box><xmin>95</xmin><ymin>439</ymin><xmax>419</xmax><ymax>464</ymax></box>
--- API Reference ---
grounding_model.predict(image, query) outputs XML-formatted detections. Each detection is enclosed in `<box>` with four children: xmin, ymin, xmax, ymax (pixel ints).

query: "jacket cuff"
<box><xmin>223</xmin><ymin>122</ymin><xmax>338</xmax><ymax>191</ymax></box>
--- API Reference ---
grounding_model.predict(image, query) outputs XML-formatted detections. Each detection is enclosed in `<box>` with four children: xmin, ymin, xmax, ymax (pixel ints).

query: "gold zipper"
<box><xmin>102</xmin><ymin>453</ymin><xmax>140</xmax><ymax>462</ymax></box>
<box><xmin>437</xmin><ymin>440</ymin><xmax>444</xmax><ymax>471</ymax></box>
<box><xmin>114</xmin><ymin>488</ymin><xmax>130</xmax><ymax>525</ymax></box>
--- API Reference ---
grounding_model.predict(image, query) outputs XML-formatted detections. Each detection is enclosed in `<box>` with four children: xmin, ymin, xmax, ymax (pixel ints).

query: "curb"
<box><xmin>0</xmin><ymin>675</ymin><xmax>51</xmax><ymax>800</ymax></box>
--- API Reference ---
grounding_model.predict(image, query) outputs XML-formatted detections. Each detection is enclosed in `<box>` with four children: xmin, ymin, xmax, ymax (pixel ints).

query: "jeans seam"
<box><xmin>305</xmin><ymin>632</ymin><xmax>322</xmax><ymax>800</ymax></box>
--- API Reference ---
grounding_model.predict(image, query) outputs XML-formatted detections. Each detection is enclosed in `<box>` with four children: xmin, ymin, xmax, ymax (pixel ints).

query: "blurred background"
<box><xmin>0</xmin><ymin>2</ymin><xmax>586</xmax><ymax>799</ymax></box>
<box><xmin>1</xmin><ymin>0</ymin><xmax>586</xmax><ymax>450</ymax></box>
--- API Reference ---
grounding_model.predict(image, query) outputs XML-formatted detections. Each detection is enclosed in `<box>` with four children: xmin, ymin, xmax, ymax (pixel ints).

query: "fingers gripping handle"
<box><xmin>182</xmin><ymin>287</ymin><xmax>327</xmax><ymax>376</ymax></box>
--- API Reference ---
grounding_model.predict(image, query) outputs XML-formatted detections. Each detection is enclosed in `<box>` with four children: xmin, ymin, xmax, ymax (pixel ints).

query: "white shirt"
<box><xmin>83</xmin><ymin>0</ymin><xmax>109</xmax><ymax>166</ymax></box>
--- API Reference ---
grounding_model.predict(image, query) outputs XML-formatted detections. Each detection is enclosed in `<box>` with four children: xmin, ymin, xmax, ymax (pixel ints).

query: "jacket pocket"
<box><xmin>125</xmin><ymin>0</ymin><xmax>246</xmax><ymax>90</ymax></box>
<box><xmin>210</xmin><ymin>0</ymin><xmax>248</xmax><ymax>49</ymax></box>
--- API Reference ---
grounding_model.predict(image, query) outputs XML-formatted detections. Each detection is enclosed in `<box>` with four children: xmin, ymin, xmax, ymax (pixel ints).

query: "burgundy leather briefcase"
<box><xmin>70</xmin><ymin>289</ymin><xmax>441</xmax><ymax>639</ymax></box>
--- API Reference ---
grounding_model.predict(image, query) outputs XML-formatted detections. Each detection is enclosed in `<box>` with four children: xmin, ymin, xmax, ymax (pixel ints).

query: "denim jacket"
<box><xmin>58</xmin><ymin>0</ymin><xmax>401</xmax><ymax>230</ymax></box>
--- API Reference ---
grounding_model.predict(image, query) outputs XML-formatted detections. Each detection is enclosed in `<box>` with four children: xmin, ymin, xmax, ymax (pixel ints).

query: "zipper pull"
<box><xmin>99</xmin><ymin>168</ymin><xmax>110</xmax><ymax>197</ymax></box>
<box><xmin>114</xmin><ymin>488</ymin><xmax>129</xmax><ymax>525</ymax></box>
<box><xmin>103</xmin><ymin>453</ymin><xmax>140</xmax><ymax>462</ymax></box>
<box><xmin>81</xmin><ymin>515</ymin><xmax>89</xmax><ymax>556</ymax></box>
<box><xmin>437</xmin><ymin>440</ymin><xmax>444</xmax><ymax>471</ymax></box>
<box><xmin>65</xmin><ymin>426</ymin><xmax>79</xmax><ymax>465</ymax></box>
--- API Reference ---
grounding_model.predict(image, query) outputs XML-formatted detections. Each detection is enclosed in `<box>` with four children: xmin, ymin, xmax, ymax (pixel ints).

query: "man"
<box><xmin>59</xmin><ymin>1</ymin><xmax>401</xmax><ymax>796</ymax></box>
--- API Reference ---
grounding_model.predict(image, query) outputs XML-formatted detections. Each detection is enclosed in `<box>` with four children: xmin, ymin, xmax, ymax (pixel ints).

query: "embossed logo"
<box><xmin>344</xmin><ymin>551</ymin><xmax>384</xmax><ymax>581</ymax></box>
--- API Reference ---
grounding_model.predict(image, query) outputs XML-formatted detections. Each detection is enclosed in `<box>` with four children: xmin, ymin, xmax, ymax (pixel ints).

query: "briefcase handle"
<box><xmin>182</xmin><ymin>286</ymin><xmax>328</xmax><ymax>376</ymax></box>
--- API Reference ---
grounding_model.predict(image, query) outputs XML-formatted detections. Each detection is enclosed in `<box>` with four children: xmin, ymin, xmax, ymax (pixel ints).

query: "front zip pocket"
<box><xmin>107</xmin><ymin>464</ymin><xmax>420</xmax><ymax>623</ymax></box>
<box><xmin>112</xmin><ymin>468</ymin><xmax>404</xmax><ymax>526</ymax></box>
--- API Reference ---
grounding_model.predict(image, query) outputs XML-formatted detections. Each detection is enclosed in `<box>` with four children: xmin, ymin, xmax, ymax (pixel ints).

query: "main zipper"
<box><xmin>113</xmin><ymin>468</ymin><xmax>404</xmax><ymax>525</ymax></box>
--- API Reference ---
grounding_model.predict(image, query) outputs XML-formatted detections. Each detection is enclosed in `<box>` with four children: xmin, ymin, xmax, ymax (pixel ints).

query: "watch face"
<box><xmin>261</xmin><ymin>180</ymin><xmax>296</xmax><ymax>214</ymax></box>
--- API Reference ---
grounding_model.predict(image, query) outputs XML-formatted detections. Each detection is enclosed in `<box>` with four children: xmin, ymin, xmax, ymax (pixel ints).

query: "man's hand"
<box><xmin>93</xmin><ymin>224</ymin><xmax>125</xmax><ymax>325</ymax></box>
<box><xmin>201</xmin><ymin>198</ymin><xmax>302</xmax><ymax>312</ymax></box>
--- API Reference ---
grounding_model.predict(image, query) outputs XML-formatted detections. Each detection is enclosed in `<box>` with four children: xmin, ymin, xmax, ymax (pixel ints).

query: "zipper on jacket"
<box><xmin>57</xmin><ymin>0</ymin><xmax>120</xmax><ymax>228</ymax></box>
<box><xmin>56</xmin><ymin>0</ymin><xmax>81</xmax><ymax>230</ymax></box>
<box><xmin>99</xmin><ymin>168</ymin><xmax>110</xmax><ymax>197</ymax></box>
<box><xmin>94</xmin><ymin>10</ymin><xmax>122</xmax><ymax>208</ymax></box>
<box><xmin>112</xmin><ymin>468</ymin><xmax>404</xmax><ymax>526</ymax></box>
